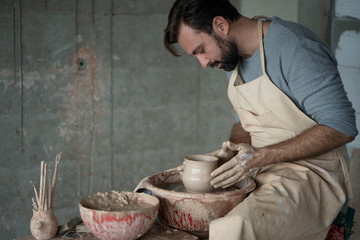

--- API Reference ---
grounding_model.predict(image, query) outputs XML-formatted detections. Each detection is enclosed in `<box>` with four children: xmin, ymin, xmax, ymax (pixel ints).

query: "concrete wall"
<box><xmin>332</xmin><ymin>1</ymin><xmax>360</xmax><ymax>238</ymax></box>
<box><xmin>1</xmin><ymin>0</ymin><xmax>358</xmax><ymax>238</ymax></box>
<box><xmin>333</xmin><ymin>0</ymin><xmax>360</xmax><ymax>149</ymax></box>
<box><xmin>0</xmin><ymin>1</ymin><xmax>236</xmax><ymax>238</ymax></box>
<box><xmin>298</xmin><ymin>0</ymin><xmax>332</xmax><ymax>46</ymax></box>
<box><xmin>240</xmin><ymin>0</ymin><xmax>332</xmax><ymax>44</ymax></box>
<box><xmin>240</xmin><ymin>0</ymin><xmax>298</xmax><ymax>22</ymax></box>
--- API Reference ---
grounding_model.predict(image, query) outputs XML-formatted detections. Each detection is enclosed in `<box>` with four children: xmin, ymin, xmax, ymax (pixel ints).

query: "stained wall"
<box><xmin>1</xmin><ymin>0</ymin><xmax>359</xmax><ymax>239</ymax></box>
<box><xmin>0</xmin><ymin>1</ymin><xmax>236</xmax><ymax>238</ymax></box>
<box><xmin>332</xmin><ymin>0</ymin><xmax>360</xmax><ymax>238</ymax></box>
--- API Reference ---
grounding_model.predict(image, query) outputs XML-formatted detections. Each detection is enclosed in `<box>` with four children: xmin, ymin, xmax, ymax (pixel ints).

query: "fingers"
<box><xmin>176</xmin><ymin>164</ymin><xmax>184</xmax><ymax>171</ymax></box>
<box><xmin>221</xmin><ymin>141</ymin><xmax>232</xmax><ymax>153</ymax></box>
<box><xmin>227</xmin><ymin>142</ymin><xmax>252</xmax><ymax>152</ymax></box>
<box><xmin>206</xmin><ymin>142</ymin><xmax>254</xmax><ymax>189</ymax></box>
<box><xmin>210</xmin><ymin>162</ymin><xmax>243</xmax><ymax>186</ymax></box>
<box><xmin>210</xmin><ymin>148</ymin><xmax>254</xmax><ymax>189</ymax></box>
<box><xmin>211</xmin><ymin>158</ymin><xmax>238</xmax><ymax>178</ymax></box>
<box><xmin>212</xmin><ymin>170</ymin><xmax>244</xmax><ymax>189</ymax></box>
<box><xmin>211</xmin><ymin>149</ymin><xmax>252</xmax><ymax>179</ymax></box>
<box><xmin>222</xmin><ymin>174</ymin><xmax>247</xmax><ymax>189</ymax></box>
<box><xmin>220</xmin><ymin>141</ymin><xmax>253</xmax><ymax>153</ymax></box>
<box><xmin>207</xmin><ymin>149</ymin><xmax>221</xmax><ymax>156</ymax></box>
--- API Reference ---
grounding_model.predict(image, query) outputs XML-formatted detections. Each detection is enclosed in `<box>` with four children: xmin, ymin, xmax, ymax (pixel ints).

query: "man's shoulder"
<box><xmin>266</xmin><ymin>16</ymin><xmax>331</xmax><ymax>61</ymax></box>
<box><xmin>267</xmin><ymin>16</ymin><xmax>323</xmax><ymax>45</ymax></box>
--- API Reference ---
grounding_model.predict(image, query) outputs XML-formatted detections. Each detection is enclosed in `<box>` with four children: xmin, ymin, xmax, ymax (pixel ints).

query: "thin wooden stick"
<box><xmin>39</xmin><ymin>161</ymin><xmax>44</xmax><ymax>210</ymax></box>
<box><xmin>32</xmin><ymin>154</ymin><xmax>61</xmax><ymax>211</ymax></box>
<box><xmin>43</xmin><ymin>163</ymin><xmax>48</xmax><ymax>210</ymax></box>
<box><xmin>32</xmin><ymin>198</ymin><xmax>38</xmax><ymax>210</ymax></box>
<box><xmin>32</xmin><ymin>181</ymin><xmax>40</xmax><ymax>207</ymax></box>
<box><xmin>50</xmin><ymin>153</ymin><xmax>61</xmax><ymax>208</ymax></box>
<box><xmin>48</xmin><ymin>170</ymin><xmax>52</xmax><ymax>210</ymax></box>
<box><xmin>44</xmin><ymin>191</ymin><xmax>48</xmax><ymax>210</ymax></box>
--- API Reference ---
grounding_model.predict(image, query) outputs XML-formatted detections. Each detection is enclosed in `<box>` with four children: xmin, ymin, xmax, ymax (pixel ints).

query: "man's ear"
<box><xmin>212</xmin><ymin>16</ymin><xmax>229</xmax><ymax>37</ymax></box>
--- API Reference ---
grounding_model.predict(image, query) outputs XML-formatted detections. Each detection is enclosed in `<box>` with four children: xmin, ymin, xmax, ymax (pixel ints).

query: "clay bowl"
<box><xmin>143</xmin><ymin>169</ymin><xmax>255</xmax><ymax>238</ymax></box>
<box><xmin>79</xmin><ymin>191</ymin><xmax>159</xmax><ymax>240</ymax></box>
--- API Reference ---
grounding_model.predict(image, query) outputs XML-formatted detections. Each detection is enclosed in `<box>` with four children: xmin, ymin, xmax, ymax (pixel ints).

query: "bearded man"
<box><xmin>163</xmin><ymin>0</ymin><xmax>358</xmax><ymax>239</ymax></box>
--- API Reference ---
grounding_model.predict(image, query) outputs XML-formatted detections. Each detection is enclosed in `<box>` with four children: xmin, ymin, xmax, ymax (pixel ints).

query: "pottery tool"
<box><xmin>31</xmin><ymin>153</ymin><xmax>61</xmax><ymax>211</ymax></box>
<box><xmin>50</xmin><ymin>153</ymin><xmax>61</xmax><ymax>207</ymax></box>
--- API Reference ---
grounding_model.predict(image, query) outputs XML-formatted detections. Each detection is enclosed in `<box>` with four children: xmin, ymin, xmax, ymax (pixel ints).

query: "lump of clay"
<box><xmin>81</xmin><ymin>191</ymin><xmax>141</xmax><ymax>212</ymax></box>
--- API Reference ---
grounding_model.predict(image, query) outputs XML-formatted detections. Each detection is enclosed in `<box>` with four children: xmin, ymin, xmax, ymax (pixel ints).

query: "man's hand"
<box><xmin>208</xmin><ymin>141</ymin><xmax>250</xmax><ymax>166</ymax></box>
<box><xmin>210</xmin><ymin>143</ymin><xmax>256</xmax><ymax>188</ymax></box>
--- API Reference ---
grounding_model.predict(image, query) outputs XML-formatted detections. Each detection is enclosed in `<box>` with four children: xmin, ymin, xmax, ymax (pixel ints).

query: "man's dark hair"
<box><xmin>164</xmin><ymin>0</ymin><xmax>241</xmax><ymax>56</ymax></box>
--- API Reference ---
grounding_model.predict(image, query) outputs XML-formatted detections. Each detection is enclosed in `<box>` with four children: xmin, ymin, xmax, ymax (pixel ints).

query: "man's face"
<box><xmin>178</xmin><ymin>23</ymin><xmax>240</xmax><ymax>71</ymax></box>
<box><xmin>211</xmin><ymin>32</ymin><xmax>240</xmax><ymax>71</ymax></box>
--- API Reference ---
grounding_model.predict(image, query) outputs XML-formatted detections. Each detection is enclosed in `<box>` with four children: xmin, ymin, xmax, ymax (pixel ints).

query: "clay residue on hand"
<box><xmin>81</xmin><ymin>191</ymin><xmax>146</xmax><ymax>212</ymax></box>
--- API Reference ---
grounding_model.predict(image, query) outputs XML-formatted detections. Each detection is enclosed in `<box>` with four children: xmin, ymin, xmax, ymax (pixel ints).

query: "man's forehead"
<box><xmin>178</xmin><ymin>23</ymin><xmax>206</xmax><ymax>55</ymax></box>
<box><xmin>178</xmin><ymin>23</ymin><xmax>200</xmax><ymax>42</ymax></box>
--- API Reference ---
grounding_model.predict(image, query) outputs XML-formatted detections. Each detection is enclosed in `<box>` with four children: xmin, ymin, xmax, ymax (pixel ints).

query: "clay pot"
<box><xmin>30</xmin><ymin>208</ymin><xmax>58</xmax><ymax>240</ymax></box>
<box><xmin>182</xmin><ymin>154</ymin><xmax>218</xmax><ymax>193</ymax></box>
<box><xmin>143</xmin><ymin>169</ymin><xmax>256</xmax><ymax>238</ymax></box>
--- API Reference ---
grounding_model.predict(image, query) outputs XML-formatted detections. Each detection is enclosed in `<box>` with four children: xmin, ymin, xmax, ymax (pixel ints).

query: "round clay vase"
<box><xmin>30</xmin><ymin>208</ymin><xmax>58</xmax><ymax>240</ymax></box>
<box><xmin>182</xmin><ymin>154</ymin><xmax>218</xmax><ymax>193</ymax></box>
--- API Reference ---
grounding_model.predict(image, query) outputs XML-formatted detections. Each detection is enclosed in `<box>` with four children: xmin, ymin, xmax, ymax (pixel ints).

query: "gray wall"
<box><xmin>0</xmin><ymin>1</ymin><xmax>236</xmax><ymax>238</ymax></box>
<box><xmin>332</xmin><ymin>0</ymin><xmax>360</xmax><ymax>149</ymax></box>
<box><xmin>332</xmin><ymin>1</ymin><xmax>360</xmax><ymax>238</ymax></box>
<box><xmin>2</xmin><ymin>0</ymin><xmax>357</xmax><ymax>239</ymax></box>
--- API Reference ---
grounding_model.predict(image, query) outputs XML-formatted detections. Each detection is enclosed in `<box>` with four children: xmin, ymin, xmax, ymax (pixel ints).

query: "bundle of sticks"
<box><xmin>31</xmin><ymin>153</ymin><xmax>61</xmax><ymax>211</ymax></box>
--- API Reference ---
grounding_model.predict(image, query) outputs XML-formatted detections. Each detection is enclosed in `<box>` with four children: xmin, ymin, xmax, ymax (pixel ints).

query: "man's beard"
<box><xmin>210</xmin><ymin>33</ymin><xmax>241</xmax><ymax>71</ymax></box>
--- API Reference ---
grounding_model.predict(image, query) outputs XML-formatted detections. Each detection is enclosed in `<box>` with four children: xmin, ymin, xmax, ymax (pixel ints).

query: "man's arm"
<box><xmin>229</xmin><ymin>123</ymin><xmax>251</xmax><ymax>145</ymax></box>
<box><xmin>245</xmin><ymin>124</ymin><xmax>355</xmax><ymax>171</ymax></box>
<box><xmin>211</xmin><ymin>124</ymin><xmax>354</xmax><ymax>188</ymax></box>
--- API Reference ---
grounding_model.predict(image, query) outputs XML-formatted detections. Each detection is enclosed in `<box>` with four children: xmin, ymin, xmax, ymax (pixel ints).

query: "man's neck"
<box><xmin>230</xmin><ymin>17</ymin><xmax>270</xmax><ymax>58</ymax></box>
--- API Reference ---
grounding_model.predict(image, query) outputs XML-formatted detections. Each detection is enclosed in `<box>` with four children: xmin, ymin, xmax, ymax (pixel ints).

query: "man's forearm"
<box><xmin>229</xmin><ymin>123</ymin><xmax>251</xmax><ymax>144</ymax></box>
<box><xmin>246</xmin><ymin>124</ymin><xmax>355</xmax><ymax>171</ymax></box>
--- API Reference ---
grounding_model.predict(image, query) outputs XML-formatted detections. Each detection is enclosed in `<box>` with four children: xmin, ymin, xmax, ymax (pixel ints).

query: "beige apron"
<box><xmin>209</xmin><ymin>20</ymin><xmax>352</xmax><ymax>240</ymax></box>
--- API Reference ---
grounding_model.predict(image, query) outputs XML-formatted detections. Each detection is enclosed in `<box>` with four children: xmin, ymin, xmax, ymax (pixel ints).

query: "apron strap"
<box><xmin>257</xmin><ymin>19</ymin><xmax>267</xmax><ymax>77</ymax></box>
<box><xmin>230</xmin><ymin>19</ymin><xmax>268</xmax><ymax>87</ymax></box>
<box><xmin>229</xmin><ymin>63</ymin><xmax>241</xmax><ymax>86</ymax></box>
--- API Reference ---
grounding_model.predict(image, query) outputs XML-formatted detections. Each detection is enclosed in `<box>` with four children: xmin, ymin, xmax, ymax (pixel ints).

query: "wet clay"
<box><xmin>182</xmin><ymin>154</ymin><xmax>218</xmax><ymax>193</ymax></box>
<box><xmin>164</xmin><ymin>182</ymin><xmax>236</xmax><ymax>193</ymax></box>
<box><xmin>30</xmin><ymin>209</ymin><xmax>58</xmax><ymax>240</ymax></box>
<box><xmin>143</xmin><ymin>169</ymin><xmax>256</xmax><ymax>238</ymax></box>
<box><xmin>81</xmin><ymin>191</ymin><xmax>154</xmax><ymax>212</ymax></box>
<box><xmin>79</xmin><ymin>191</ymin><xmax>159</xmax><ymax>240</ymax></box>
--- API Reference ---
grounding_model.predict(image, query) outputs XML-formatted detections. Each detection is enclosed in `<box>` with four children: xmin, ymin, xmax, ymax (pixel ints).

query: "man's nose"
<box><xmin>196</xmin><ymin>55</ymin><xmax>210</xmax><ymax>68</ymax></box>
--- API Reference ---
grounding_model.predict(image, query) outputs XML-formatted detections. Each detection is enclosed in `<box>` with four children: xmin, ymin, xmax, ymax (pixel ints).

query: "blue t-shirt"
<box><xmin>227</xmin><ymin>17</ymin><xmax>358</xmax><ymax>137</ymax></box>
